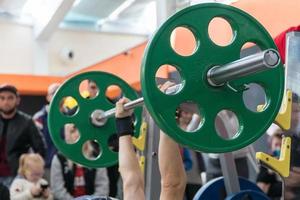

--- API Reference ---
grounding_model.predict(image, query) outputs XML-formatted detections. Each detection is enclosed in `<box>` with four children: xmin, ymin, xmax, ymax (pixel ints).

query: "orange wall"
<box><xmin>69</xmin><ymin>42</ymin><xmax>148</xmax><ymax>92</ymax></box>
<box><xmin>233</xmin><ymin>0</ymin><xmax>300</xmax><ymax>37</ymax></box>
<box><xmin>0</xmin><ymin>74</ymin><xmax>62</xmax><ymax>95</ymax></box>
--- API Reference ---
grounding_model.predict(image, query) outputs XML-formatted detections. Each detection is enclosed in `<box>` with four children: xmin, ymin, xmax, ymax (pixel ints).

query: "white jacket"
<box><xmin>10</xmin><ymin>177</ymin><xmax>53</xmax><ymax>200</ymax></box>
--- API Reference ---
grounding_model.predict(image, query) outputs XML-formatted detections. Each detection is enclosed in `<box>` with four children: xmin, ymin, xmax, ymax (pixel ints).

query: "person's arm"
<box><xmin>159</xmin><ymin>132</ymin><xmax>186</xmax><ymax>200</ymax></box>
<box><xmin>257</xmin><ymin>182</ymin><xmax>271</xmax><ymax>194</ymax></box>
<box><xmin>10</xmin><ymin>178</ymin><xmax>33</xmax><ymax>200</ymax></box>
<box><xmin>0</xmin><ymin>183</ymin><xmax>10</xmax><ymax>200</ymax></box>
<box><xmin>158</xmin><ymin>82</ymin><xmax>186</xmax><ymax>200</ymax></box>
<box><xmin>285</xmin><ymin>166</ymin><xmax>300</xmax><ymax>186</ymax></box>
<box><xmin>93</xmin><ymin>168</ymin><xmax>109</xmax><ymax>196</ymax></box>
<box><xmin>116</xmin><ymin>98</ymin><xmax>145</xmax><ymax>200</ymax></box>
<box><xmin>38</xmin><ymin>178</ymin><xmax>54</xmax><ymax>200</ymax></box>
<box><xmin>28</xmin><ymin>118</ymin><xmax>46</xmax><ymax>158</ymax></box>
<box><xmin>50</xmin><ymin>155</ymin><xmax>73</xmax><ymax>200</ymax></box>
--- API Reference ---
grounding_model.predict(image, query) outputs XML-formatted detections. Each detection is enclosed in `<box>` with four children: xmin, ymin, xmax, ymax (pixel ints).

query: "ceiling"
<box><xmin>0</xmin><ymin>0</ymin><xmax>158</xmax><ymax>35</ymax></box>
<box><xmin>62</xmin><ymin>0</ymin><xmax>157</xmax><ymax>35</ymax></box>
<box><xmin>0</xmin><ymin>0</ymin><xmax>238</xmax><ymax>36</ymax></box>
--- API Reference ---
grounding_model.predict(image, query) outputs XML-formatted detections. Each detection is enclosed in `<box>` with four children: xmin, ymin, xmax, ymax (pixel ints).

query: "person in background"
<box><xmin>0</xmin><ymin>84</ymin><xmax>46</xmax><ymax>187</ymax></box>
<box><xmin>33</xmin><ymin>83</ymin><xmax>61</xmax><ymax>182</ymax></box>
<box><xmin>0</xmin><ymin>182</ymin><xmax>10</xmax><ymax>200</ymax></box>
<box><xmin>256</xmin><ymin>129</ymin><xmax>283</xmax><ymax>200</ymax></box>
<box><xmin>10</xmin><ymin>153</ymin><xmax>53</xmax><ymax>200</ymax></box>
<box><xmin>264</xmin><ymin>93</ymin><xmax>300</xmax><ymax>200</ymax></box>
<box><xmin>283</xmin><ymin>93</ymin><xmax>300</xmax><ymax>200</ymax></box>
<box><xmin>87</xmin><ymin>80</ymin><xmax>99</xmax><ymax>99</ymax></box>
<box><xmin>50</xmin><ymin>123</ymin><xmax>109</xmax><ymax>200</ymax></box>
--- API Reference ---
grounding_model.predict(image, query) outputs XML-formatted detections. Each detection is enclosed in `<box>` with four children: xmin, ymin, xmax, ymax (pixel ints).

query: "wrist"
<box><xmin>116</xmin><ymin>116</ymin><xmax>134</xmax><ymax>137</ymax></box>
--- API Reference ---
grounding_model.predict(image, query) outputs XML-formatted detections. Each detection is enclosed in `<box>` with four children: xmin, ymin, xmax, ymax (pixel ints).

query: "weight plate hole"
<box><xmin>240</xmin><ymin>42</ymin><xmax>262</xmax><ymax>58</ymax></box>
<box><xmin>215</xmin><ymin>110</ymin><xmax>239</xmax><ymax>140</ymax></box>
<box><xmin>62</xmin><ymin>123</ymin><xmax>81</xmax><ymax>144</ymax></box>
<box><xmin>60</xmin><ymin>96</ymin><xmax>79</xmax><ymax>116</ymax></box>
<box><xmin>176</xmin><ymin>102</ymin><xmax>202</xmax><ymax>132</ymax></box>
<box><xmin>155</xmin><ymin>64</ymin><xmax>183</xmax><ymax>95</ymax></box>
<box><xmin>243</xmin><ymin>83</ymin><xmax>267</xmax><ymax>112</ymax></box>
<box><xmin>82</xmin><ymin>140</ymin><xmax>101</xmax><ymax>161</ymax></box>
<box><xmin>106</xmin><ymin>85</ymin><xmax>123</xmax><ymax>104</ymax></box>
<box><xmin>79</xmin><ymin>79</ymin><xmax>99</xmax><ymax>99</ymax></box>
<box><xmin>208</xmin><ymin>17</ymin><xmax>234</xmax><ymax>47</ymax></box>
<box><xmin>170</xmin><ymin>26</ymin><xmax>198</xmax><ymax>56</ymax></box>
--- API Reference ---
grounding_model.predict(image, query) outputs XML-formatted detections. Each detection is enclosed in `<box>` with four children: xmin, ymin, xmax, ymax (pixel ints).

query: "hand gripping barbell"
<box><xmin>48</xmin><ymin>3</ymin><xmax>284</xmax><ymax>168</ymax></box>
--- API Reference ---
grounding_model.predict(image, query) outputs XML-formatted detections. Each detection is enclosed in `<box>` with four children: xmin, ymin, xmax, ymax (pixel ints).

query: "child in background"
<box><xmin>10</xmin><ymin>153</ymin><xmax>53</xmax><ymax>200</ymax></box>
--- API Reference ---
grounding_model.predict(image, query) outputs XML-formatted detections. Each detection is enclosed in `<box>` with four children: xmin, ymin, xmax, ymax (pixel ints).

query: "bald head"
<box><xmin>47</xmin><ymin>83</ymin><xmax>61</xmax><ymax>103</ymax></box>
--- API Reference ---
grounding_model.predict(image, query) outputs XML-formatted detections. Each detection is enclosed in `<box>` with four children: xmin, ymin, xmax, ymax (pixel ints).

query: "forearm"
<box><xmin>119</xmin><ymin>136</ymin><xmax>143</xmax><ymax>184</ymax></box>
<box><xmin>119</xmin><ymin>136</ymin><xmax>144</xmax><ymax>200</ymax></box>
<box><xmin>115</xmin><ymin>98</ymin><xmax>145</xmax><ymax>200</ymax></box>
<box><xmin>45</xmin><ymin>193</ymin><xmax>54</xmax><ymax>200</ymax></box>
<box><xmin>29</xmin><ymin>121</ymin><xmax>46</xmax><ymax>157</ymax></box>
<box><xmin>159</xmin><ymin>131</ymin><xmax>186</xmax><ymax>200</ymax></box>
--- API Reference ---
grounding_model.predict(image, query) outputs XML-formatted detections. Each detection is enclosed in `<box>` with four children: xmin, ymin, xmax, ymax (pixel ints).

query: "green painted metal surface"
<box><xmin>48</xmin><ymin>71</ymin><xmax>142</xmax><ymax>167</ymax></box>
<box><xmin>141</xmin><ymin>3</ymin><xmax>284</xmax><ymax>153</ymax></box>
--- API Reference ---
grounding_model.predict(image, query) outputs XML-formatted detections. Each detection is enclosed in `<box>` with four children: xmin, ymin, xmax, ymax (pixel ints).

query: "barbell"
<box><xmin>48</xmin><ymin>3</ymin><xmax>284</xmax><ymax>168</ymax></box>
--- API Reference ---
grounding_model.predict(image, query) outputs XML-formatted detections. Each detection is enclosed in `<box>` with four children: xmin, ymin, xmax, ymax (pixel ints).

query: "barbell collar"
<box><xmin>207</xmin><ymin>49</ymin><xmax>280</xmax><ymax>86</ymax></box>
<box><xmin>90</xmin><ymin>110</ymin><xmax>107</xmax><ymax>127</ymax></box>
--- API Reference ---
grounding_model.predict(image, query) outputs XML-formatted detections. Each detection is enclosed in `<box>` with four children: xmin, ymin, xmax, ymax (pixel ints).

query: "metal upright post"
<box><xmin>216</xmin><ymin>116</ymin><xmax>241</xmax><ymax>195</ymax></box>
<box><xmin>144</xmin><ymin>112</ymin><xmax>161</xmax><ymax>200</ymax></box>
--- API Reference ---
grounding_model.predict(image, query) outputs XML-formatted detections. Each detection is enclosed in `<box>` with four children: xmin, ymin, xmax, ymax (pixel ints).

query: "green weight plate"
<box><xmin>141</xmin><ymin>3</ymin><xmax>284</xmax><ymax>153</ymax></box>
<box><xmin>48</xmin><ymin>71</ymin><xmax>142</xmax><ymax>167</ymax></box>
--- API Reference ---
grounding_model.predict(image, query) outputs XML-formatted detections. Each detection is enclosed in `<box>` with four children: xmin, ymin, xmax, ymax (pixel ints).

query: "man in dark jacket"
<box><xmin>0</xmin><ymin>182</ymin><xmax>10</xmax><ymax>200</ymax></box>
<box><xmin>0</xmin><ymin>84</ymin><xmax>46</xmax><ymax>187</ymax></box>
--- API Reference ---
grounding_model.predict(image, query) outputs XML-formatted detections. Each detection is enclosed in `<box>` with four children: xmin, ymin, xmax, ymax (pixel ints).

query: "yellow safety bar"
<box><xmin>132</xmin><ymin>121</ymin><xmax>147</xmax><ymax>172</ymax></box>
<box><xmin>256</xmin><ymin>137</ymin><xmax>291</xmax><ymax>177</ymax></box>
<box><xmin>257</xmin><ymin>90</ymin><xmax>292</xmax><ymax>130</ymax></box>
<box><xmin>132</xmin><ymin>121</ymin><xmax>147</xmax><ymax>151</ymax></box>
<box><xmin>274</xmin><ymin>90</ymin><xmax>292</xmax><ymax>130</ymax></box>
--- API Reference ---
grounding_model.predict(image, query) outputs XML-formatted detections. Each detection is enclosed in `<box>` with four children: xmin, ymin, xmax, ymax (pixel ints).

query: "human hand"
<box><xmin>285</xmin><ymin>167</ymin><xmax>300</xmax><ymax>187</ymax></box>
<box><xmin>158</xmin><ymin>81</ymin><xmax>175</xmax><ymax>93</ymax></box>
<box><xmin>115</xmin><ymin>97</ymin><xmax>134</xmax><ymax>137</ymax></box>
<box><xmin>257</xmin><ymin>182</ymin><xmax>270</xmax><ymax>194</ymax></box>
<box><xmin>115</xmin><ymin>97</ymin><xmax>133</xmax><ymax>119</ymax></box>
<box><xmin>30</xmin><ymin>184</ymin><xmax>42</xmax><ymax>197</ymax></box>
<box><xmin>42</xmin><ymin>188</ymin><xmax>50</xmax><ymax>198</ymax></box>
